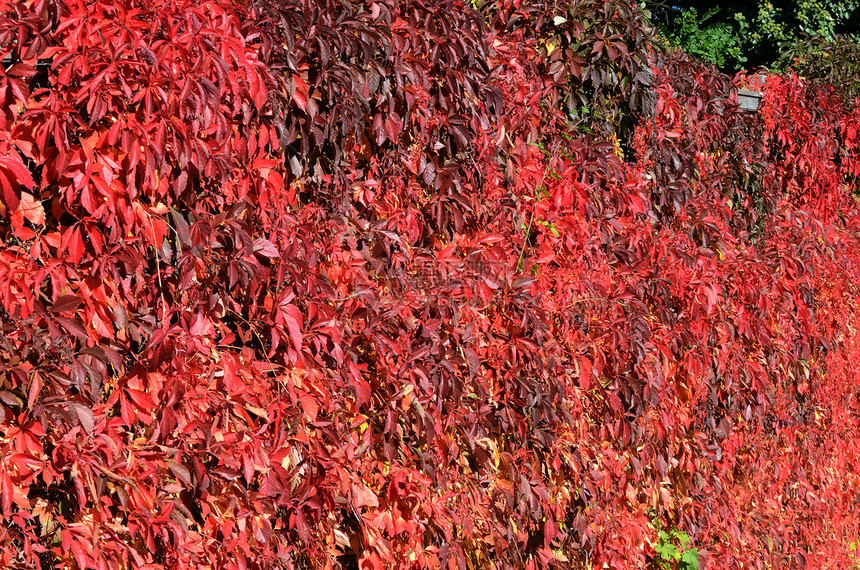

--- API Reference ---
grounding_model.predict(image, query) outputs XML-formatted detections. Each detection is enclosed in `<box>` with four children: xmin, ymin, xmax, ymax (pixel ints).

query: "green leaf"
<box><xmin>681</xmin><ymin>547</ymin><xmax>700</xmax><ymax>569</ymax></box>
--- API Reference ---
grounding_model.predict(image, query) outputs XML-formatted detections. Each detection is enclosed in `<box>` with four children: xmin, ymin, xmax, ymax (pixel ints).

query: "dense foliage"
<box><xmin>645</xmin><ymin>0</ymin><xmax>860</xmax><ymax>70</ymax></box>
<box><xmin>777</xmin><ymin>33</ymin><xmax>860</xmax><ymax>104</ymax></box>
<box><xmin>1</xmin><ymin>0</ymin><xmax>860</xmax><ymax>568</ymax></box>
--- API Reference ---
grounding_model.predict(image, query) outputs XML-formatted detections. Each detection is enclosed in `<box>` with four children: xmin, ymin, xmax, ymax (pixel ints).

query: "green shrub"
<box><xmin>777</xmin><ymin>33</ymin><xmax>860</xmax><ymax>104</ymax></box>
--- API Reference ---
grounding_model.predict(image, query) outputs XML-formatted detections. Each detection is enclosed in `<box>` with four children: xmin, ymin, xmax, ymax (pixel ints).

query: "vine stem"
<box><xmin>516</xmin><ymin>141</ymin><xmax>560</xmax><ymax>271</ymax></box>
<box><xmin>149</xmin><ymin>216</ymin><xmax>169</xmax><ymax>327</ymax></box>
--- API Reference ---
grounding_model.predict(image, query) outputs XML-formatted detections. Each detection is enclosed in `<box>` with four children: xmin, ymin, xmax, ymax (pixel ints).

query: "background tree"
<box><xmin>776</xmin><ymin>33</ymin><xmax>860</xmax><ymax>103</ymax></box>
<box><xmin>644</xmin><ymin>0</ymin><xmax>860</xmax><ymax>70</ymax></box>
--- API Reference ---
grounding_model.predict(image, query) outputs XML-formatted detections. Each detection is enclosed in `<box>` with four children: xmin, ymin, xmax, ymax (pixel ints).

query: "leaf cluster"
<box><xmin>777</xmin><ymin>33</ymin><xmax>860</xmax><ymax>105</ymax></box>
<box><xmin>1</xmin><ymin>0</ymin><xmax>860</xmax><ymax>569</ymax></box>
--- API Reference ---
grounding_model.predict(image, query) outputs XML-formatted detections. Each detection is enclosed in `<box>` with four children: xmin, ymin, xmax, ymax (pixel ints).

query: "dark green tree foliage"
<box><xmin>654</xmin><ymin>6</ymin><xmax>747</xmax><ymax>69</ymax></box>
<box><xmin>777</xmin><ymin>33</ymin><xmax>860</xmax><ymax>104</ymax></box>
<box><xmin>645</xmin><ymin>0</ymin><xmax>860</xmax><ymax>71</ymax></box>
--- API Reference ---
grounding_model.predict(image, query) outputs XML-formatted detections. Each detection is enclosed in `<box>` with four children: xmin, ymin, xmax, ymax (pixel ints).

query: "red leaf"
<box><xmin>253</xmin><ymin>238</ymin><xmax>280</xmax><ymax>258</ymax></box>
<box><xmin>300</xmin><ymin>395</ymin><xmax>319</xmax><ymax>422</ymax></box>
<box><xmin>295</xmin><ymin>509</ymin><xmax>310</xmax><ymax>542</ymax></box>
<box><xmin>281</xmin><ymin>303</ymin><xmax>303</xmax><ymax>353</ymax></box>
<box><xmin>352</xmin><ymin>483</ymin><xmax>379</xmax><ymax>509</ymax></box>
<box><xmin>355</xmin><ymin>379</ymin><xmax>372</xmax><ymax>407</ymax></box>
<box><xmin>18</xmin><ymin>192</ymin><xmax>45</xmax><ymax>225</ymax></box>
<box><xmin>126</xmin><ymin>388</ymin><xmax>155</xmax><ymax>411</ymax></box>
<box><xmin>52</xmin><ymin>295</ymin><xmax>83</xmax><ymax>314</ymax></box>
<box><xmin>243</xmin><ymin>453</ymin><xmax>255</xmax><ymax>484</ymax></box>
<box><xmin>0</xmin><ymin>471</ymin><xmax>12</xmax><ymax>515</ymax></box>
<box><xmin>535</xmin><ymin>245</ymin><xmax>556</xmax><ymax>264</ymax></box>
<box><xmin>55</xmin><ymin>317</ymin><xmax>89</xmax><ymax>340</ymax></box>
<box><xmin>165</xmin><ymin>459</ymin><xmax>192</xmax><ymax>487</ymax></box>
<box><xmin>69</xmin><ymin>402</ymin><xmax>95</xmax><ymax>433</ymax></box>
<box><xmin>27</xmin><ymin>372</ymin><xmax>41</xmax><ymax>409</ymax></box>
<box><xmin>62</xmin><ymin>226</ymin><xmax>85</xmax><ymax>263</ymax></box>
<box><xmin>0</xmin><ymin>154</ymin><xmax>34</xmax><ymax>189</ymax></box>
<box><xmin>0</xmin><ymin>392</ymin><xmax>21</xmax><ymax>407</ymax></box>
<box><xmin>292</xmin><ymin>74</ymin><xmax>308</xmax><ymax>113</ymax></box>
<box><xmin>70</xmin><ymin>539</ymin><xmax>89</xmax><ymax>570</ymax></box>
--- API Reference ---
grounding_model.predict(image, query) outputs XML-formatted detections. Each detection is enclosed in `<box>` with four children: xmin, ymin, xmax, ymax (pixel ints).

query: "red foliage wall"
<box><xmin>1</xmin><ymin>0</ymin><xmax>860</xmax><ymax>568</ymax></box>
